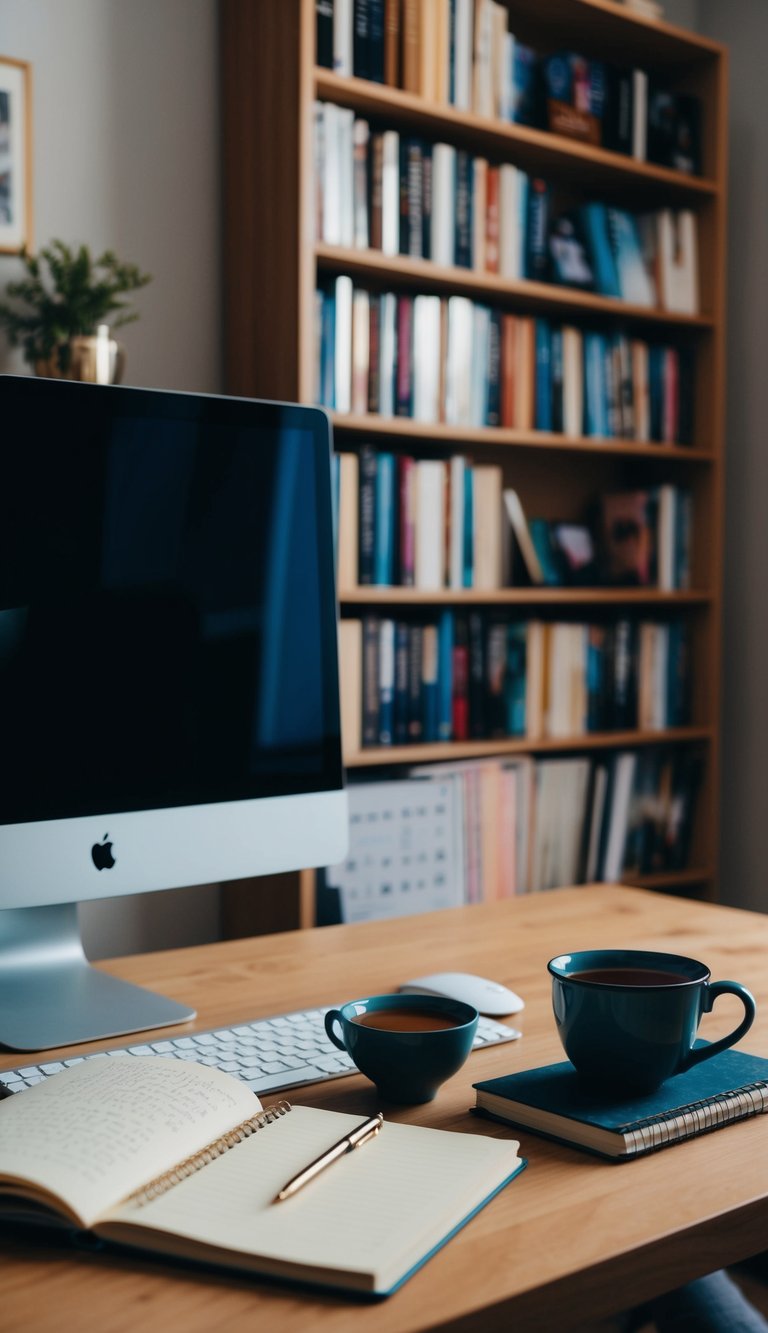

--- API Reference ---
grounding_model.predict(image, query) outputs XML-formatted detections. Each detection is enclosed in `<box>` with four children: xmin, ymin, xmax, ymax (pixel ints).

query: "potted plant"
<box><xmin>0</xmin><ymin>239</ymin><xmax>151</xmax><ymax>382</ymax></box>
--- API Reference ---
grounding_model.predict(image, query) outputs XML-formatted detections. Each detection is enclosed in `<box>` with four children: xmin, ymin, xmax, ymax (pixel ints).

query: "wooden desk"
<box><xmin>4</xmin><ymin>885</ymin><xmax>768</xmax><ymax>1331</ymax></box>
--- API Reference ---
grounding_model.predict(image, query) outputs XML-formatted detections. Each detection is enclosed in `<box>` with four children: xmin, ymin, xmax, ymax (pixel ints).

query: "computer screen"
<box><xmin>0</xmin><ymin>377</ymin><xmax>347</xmax><ymax>1051</ymax></box>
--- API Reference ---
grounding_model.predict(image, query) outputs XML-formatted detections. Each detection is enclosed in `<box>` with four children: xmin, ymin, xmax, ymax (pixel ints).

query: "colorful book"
<box><xmin>474</xmin><ymin>1047</ymin><xmax>768</xmax><ymax>1161</ymax></box>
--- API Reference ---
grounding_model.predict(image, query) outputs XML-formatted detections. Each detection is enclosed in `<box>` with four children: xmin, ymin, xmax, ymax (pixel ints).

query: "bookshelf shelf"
<box><xmin>314</xmin><ymin>71</ymin><xmax>718</xmax><ymax>204</ymax></box>
<box><xmin>331</xmin><ymin>414</ymin><xmax>715</xmax><ymax>463</ymax></box>
<box><xmin>345</xmin><ymin>726</ymin><xmax>713</xmax><ymax>769</ymax></box>
<box><xmin>220</xmin><ymin>0</ymin><xmax>727</xmax><ymax>923</ymax></box>
<box><xmin>339</xmin><ymin>588</ymin><xmax>712</xmax><ymax>607</ymax></box>
<box><xmin>315</xmin><ymin>243</ymin><xmax>716</xmax><ymax>329</ymax></box>
<box><xmin>621</xmin><ymin>867</ymin><xmax>715</xmax><ymax>890</ymax></box>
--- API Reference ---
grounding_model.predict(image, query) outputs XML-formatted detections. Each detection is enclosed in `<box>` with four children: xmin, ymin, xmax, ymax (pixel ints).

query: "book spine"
<box><xmin>361</xmin><ymin>614</ymin><xmax>380</xmax><ymax>745</ymax></box>
<box><xmin>468</xmin><ymin>610</ymin><xmax>487</xmax><ymax>738</ymax></box>
<box><xmin>316</xmin><ymin>1</ymin><xmax>335</xmax><ymax>69</ymax></box>
<box><xmin>368</xmin><ymin>0</ymin><xmax>385</xmax><ymax>82</ymax></box>
<box><xmin>393</xmin><ymin>620</ymin><xmax>410</xmax><ymax>743</ymax></box>
<box><xmin>454</xmin><ymin>150</ymin><xmax>473</xmax><ymax>268</ymax></box>
<box><xmin>395</xmin><ymin>294</ymin><xmax>414</xmax><ymax>416</ymax></box>
<box><xmin>421</xmin><ymin>623</ymin><xmax>439</xmax><ymax>742</ymax></box>
<box><xmin>357</xmin><ymin>446</ymin><xmax>377</xmax><ymax>584</ymax></box>
<box><xmin>437</xmin><ymin>609</ymin><xmax>454</xmax><ymax>741</ymax></box>
<box><xmin>407</xmin><ymin>623</ymin><xmax>424</xmax><ymax>741</ymax></box>
<box><xmin>452</xmin><ymin>613</ymin><xmax>469</xmax><ymax>740</ymax></box>
<box><xmin>398</xmin><ymin>453</ymin><xmax>416</xmax><ymax>586</ymax></box>
<box><xmin>383</xmin><ymin>0</ymin><xmax>400</xmax><ymax>86</ymax></box>
<box><xmin>353</xmin><ymin>0</ymin><xmax>371</xmax><ymax>79</ymax></box>
<box><xmin>352</xmin><ymin>118</ymin><xmax>370</xmax><ymax>250</ymax></box>
<box><xmin>378</xmin><ymin>617</ymin><xmax>395</xmax><ymax>744</ymax></box>
<box><xmin>373</xmin><ymin>452</ymin><xmax>396</xmax><ymax>585</ymax></box>
<box><xmin>334</xmin><ymin>0</ymin><xmax>353</xmax><ymax>75</ymax></box>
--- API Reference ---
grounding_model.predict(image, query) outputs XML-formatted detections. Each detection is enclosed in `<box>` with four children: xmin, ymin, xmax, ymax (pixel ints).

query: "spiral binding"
<box><xmin>129</xmin><ymin>1099</ymin><xmax>292</xmax><ymax>1207</ymax></box>
<box><xmin>622</xmin><ymin>1082</ymin><xmax>768</xmax><ymax>1158</ymax></box>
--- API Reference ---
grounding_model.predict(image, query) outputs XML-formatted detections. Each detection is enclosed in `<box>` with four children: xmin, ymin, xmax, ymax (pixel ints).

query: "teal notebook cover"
<box><xmin>474</xmin><ymin>1046</ymin><xmax>768</xmax><ymax>1160</ymax></box>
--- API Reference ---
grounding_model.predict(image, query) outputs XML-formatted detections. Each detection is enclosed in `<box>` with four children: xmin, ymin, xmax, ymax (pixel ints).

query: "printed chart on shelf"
<box><xmin>326</xmin><ymin>779</ymin><xmax>465</xmax><ymax>924</ymax></box>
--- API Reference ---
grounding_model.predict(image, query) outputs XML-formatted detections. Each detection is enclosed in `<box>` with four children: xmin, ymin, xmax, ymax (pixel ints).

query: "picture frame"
<box><xmin>0</xmin><ymin>55</ymin><xmax>33</xmax><ymax>254</ymax></box>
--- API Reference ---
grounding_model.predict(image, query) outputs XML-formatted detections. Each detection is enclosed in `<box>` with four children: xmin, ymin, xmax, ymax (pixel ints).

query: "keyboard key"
<box><xmin>40</xmin><ymin>1062</ymin><xmax>65</xmax><ymax>1075</ymax></box>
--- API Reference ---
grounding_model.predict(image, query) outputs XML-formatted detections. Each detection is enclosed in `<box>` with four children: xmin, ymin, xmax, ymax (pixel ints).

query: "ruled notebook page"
<box><xmin>104</xmin><ymin>1106</ymin><xmax>520</xmax><ymax>1286</ymax></box>
<box><xmin>0</xmin><ymin>1057</ymin><xmax>261</xmax><ymax>1230</ymax></box>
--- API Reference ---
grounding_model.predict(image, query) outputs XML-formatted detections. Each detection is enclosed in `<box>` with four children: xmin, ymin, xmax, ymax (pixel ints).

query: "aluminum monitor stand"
<box><xmin>0</xmin><ymin>903</ymin><xmax>196</xmax><ymax>1051</ymax></box>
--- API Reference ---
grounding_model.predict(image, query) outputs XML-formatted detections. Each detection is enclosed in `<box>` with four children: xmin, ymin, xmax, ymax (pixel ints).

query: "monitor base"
<box><xmin>0</xmin><ymin>903</ymin><xmax>196</xmax><ymax>1052</ymax></box>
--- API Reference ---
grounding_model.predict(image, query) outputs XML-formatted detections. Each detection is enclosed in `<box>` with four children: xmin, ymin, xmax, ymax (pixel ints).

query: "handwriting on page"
<box><xmin>0</xmin><ymin>1057</ymin><xmax>258</xmax><ymax>1228</ymax></box>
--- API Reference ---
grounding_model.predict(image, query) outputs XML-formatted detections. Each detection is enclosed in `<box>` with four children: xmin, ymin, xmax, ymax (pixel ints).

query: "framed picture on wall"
<box><xmin>0</xmin><ymin>56</ymin><xmax>33</xmax><ymax>254</ymax></box>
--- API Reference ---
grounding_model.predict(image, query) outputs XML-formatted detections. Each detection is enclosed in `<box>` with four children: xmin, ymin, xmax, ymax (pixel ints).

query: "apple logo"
<box><xmin>91</xmin><ymin>834</ymin><xmax>116</xmax><ymax>871</ymax></box>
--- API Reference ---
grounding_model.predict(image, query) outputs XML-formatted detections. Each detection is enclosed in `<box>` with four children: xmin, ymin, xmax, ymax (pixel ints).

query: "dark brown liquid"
<box><xmin>352</xmin><ymin>1008</ymin><xmax>462</xmax><ymax>1032</ymax></box>
<box><xmin>572</xmin><ymin>967</ymin><xmax>692</xmax><ymax>987</ymax></box>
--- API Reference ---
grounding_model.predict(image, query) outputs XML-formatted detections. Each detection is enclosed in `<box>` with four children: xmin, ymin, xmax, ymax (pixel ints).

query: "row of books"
<box><xmin>321</xmin><ymin>747</ymin><xmax>700</xmax><ymax>922</ymax></box>
<box><xmin>316</xmin><ymin>3</ymin><xmax>702</xmax><ymax>176</ymax></box>
<box><xmin>313</xmin><ymin>105</ymin><xmax>699</xmax><ymax>313</ymax></box>
<box><xmin>339</xmin><ymin>614</ymin><xmax>692</xmax><ymax>751</ymax></box>
<box><xmin>316</xmin><ymin>279</ymin><xmax>696</xmax><ymax>443</ymax></box>
<box><xmin>332</xmin><ymin>450</ymin><xmax>692</xmax><ymax>593</ymax></box>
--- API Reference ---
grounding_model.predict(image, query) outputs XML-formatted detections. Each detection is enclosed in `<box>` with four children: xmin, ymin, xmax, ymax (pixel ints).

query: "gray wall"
<box><xmin>0</xmin><ymin>0</ymin><xmax>223</xmax><ymax>956</ymax></box>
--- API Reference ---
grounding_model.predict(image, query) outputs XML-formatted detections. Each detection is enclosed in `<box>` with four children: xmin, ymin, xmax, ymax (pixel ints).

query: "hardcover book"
<box><xmin>474</xmin><ymin>1047</ymin><xmax>768</xmax><ymax>1161</ymax></box>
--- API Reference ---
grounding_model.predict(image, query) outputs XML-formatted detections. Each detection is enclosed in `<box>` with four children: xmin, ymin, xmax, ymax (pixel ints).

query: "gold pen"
<box><xmin>273</xmin><ymin>1112</ymin><xmax>384</xmax><ymax>1203</ymax></box>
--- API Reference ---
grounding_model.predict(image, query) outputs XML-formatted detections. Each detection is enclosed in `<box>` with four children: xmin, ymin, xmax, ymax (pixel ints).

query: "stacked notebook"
<box><xmin>0</xmin><ymin>1056</ymin><xmax>524</xmax><ymax>1296</ymax></box>
<box><xmin>473</xmin><ymin>1046</ymin><xmax>768</xmax><ymax>1160</ymax></box>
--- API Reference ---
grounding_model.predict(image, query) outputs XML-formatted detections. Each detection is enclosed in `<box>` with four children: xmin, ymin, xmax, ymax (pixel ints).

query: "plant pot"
<box><xmin>34</xmin><ymin>327</ymin><xmax>125</xmax><ymax>384</ymax></box>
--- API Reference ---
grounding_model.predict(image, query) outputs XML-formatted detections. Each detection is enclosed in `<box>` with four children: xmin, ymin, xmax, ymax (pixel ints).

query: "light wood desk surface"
<box><xmin>4</xmin><ymin>885</ymin><xmax>768</xmax><ymax>1332</ymax></box>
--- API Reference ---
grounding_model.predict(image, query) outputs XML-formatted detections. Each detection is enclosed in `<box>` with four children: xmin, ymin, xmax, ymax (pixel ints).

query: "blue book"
<box><xmin>525</xmin><ymin>179</ymin><xmax>550</xmax><ymax>282</ymax></box>
<box><xmin>504</xmin><ymin>623</ymin><xmax>527</xmax><ymax>736</ymax></box>
<box><xmin>579</xmin><ymin>203</ymin><xmax>621</xmax><ymax>298</ymax></box>
<box><xmin>534</xmin><ymin>320</ymin><xmax>552</xmax><ymax>431</ymax></box>
<box><xmin>474</xmin><ymin>1046</ymin><xmax>768</xmax><ymax>1161</ymax></box>
<box><xmin>437</xmin><ymin>610</ymin><xmax>454</xmax><ymax>741</ymax></box>
<box><xmin>373</xmin><ymin>452</ymin><xmax>396</xmax><ymax>585</ymax></box>
<box><xmin>648</xmin><ymin>344</ymin><xmax>665</xmax><ymax>440</ymax></box>
<box><xmin>606</xmin><ymin>208</ymin><xmax>655</xmax><ymax>306</ymax></box>
<box><xmin>583</xmin><ymin>332</ymin><xmax>608</xmax><ymax>437</ymax></box>
<box><xmin>529</xmin><ymin>519</ymin><xmax>560</xmax><ymax>586</ymax></box>
<box><xmin>318</xmin><ymin>287</ymin><xmax>335</xmax><ymax>408</ymax></box>
<box><xmin>462</xmin><ymin>465</ymin><xmax>474</xmax><ymax>587</ymax></box>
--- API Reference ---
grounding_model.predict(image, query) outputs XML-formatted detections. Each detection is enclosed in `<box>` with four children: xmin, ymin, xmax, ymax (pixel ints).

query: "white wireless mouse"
<box><xmin>399</xmin><ymin>972</ymin><xmax>525</xmax><ymax>1017</ymax></box>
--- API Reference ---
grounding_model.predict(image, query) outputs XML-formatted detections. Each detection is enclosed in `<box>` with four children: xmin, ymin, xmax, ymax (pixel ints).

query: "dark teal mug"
<box><xmin>548</xmin><ymin>949</ymin><xmax>757</xmax><ymax>1093</ymax></box>
<box><xmin>325</xmin><ymin>993</ymin><xmax>478</xmax><ymax>1103</ymax></box>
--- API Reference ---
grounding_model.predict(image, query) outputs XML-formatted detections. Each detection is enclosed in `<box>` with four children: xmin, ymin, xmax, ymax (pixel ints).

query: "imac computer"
<box><xmin>0</xmin><ymin>376</ymin><xmax>347</xmax><ymax>1051</ymax></box>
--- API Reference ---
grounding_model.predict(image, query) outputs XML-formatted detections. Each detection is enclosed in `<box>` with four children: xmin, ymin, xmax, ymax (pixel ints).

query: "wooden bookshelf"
<box><xmin>219</xmin><ymin>0</ymin><xmax>728</xmax><ymax>928</ymax></box>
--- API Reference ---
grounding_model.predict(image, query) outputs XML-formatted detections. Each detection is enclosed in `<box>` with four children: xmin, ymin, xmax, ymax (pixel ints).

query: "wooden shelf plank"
<box><xmin>330</xmin><ymin>414</ymin><xmax>715</xmax><ymax>462</ymax></box>
<box><xmin>316</xmin><ymin>243</ymin><xmax>715</xmax><ymax>329</ymax></box>
<box><xmin>345</xmin><ymin>727</ymin><xmax>713</xmax><ymax>768</ymax></box>
<box><xmin>621</xmin><ymin>868</ymin><xmax>715</xmax><ymax>889</ymax></box>
<box><xmin>314</xmin><ymin>71</ymin><xmax>718</xmax><ymax>203</ymax></box>
<box><xmin>340</xmin><ymin>588</ymin><xmax>712</xmax><ymax>607</ymax></box>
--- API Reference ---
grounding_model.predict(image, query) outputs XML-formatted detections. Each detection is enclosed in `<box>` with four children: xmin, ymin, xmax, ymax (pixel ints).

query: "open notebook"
<box><xmin>0</xmin><ymin>1056</ymin><xmax>523</xmax><ymax>1296</ymax></box>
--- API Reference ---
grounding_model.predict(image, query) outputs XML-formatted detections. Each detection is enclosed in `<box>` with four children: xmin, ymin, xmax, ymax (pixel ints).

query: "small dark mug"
<box><xmin>548</xmin><ymin>949</ymin><xmax>757</xmax><ymax>1093</ymax></box>
<box><xmin>324</xmin><ymin>994</ymin><xmax>478</xmax><ymax>1103</ymax></box>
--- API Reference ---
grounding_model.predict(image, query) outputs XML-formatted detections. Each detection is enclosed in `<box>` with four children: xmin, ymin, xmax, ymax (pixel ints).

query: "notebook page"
<box><xmin>0</xmin><ymin>1057</ymin><xmax>260</xmax><ymax>1229</ymax></box>
<box><xmin>106</xmin><ymin>1106</ymin><xmax>520</xmax><ymax>1288</ymax></box>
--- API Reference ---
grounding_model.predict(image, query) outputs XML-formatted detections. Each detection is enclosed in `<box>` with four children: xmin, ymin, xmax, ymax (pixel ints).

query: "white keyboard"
<box><xmin>0</xmin><ymin>1006</ymin><xmax>521</xmax><ymax>1097</ymax></box>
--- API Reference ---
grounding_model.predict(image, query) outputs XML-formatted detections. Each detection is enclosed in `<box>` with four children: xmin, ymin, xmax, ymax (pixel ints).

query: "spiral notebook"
<box><xmin>0</xmin><ymin>1056</ymin><xmax>523</xmax><ymax>1296</ymax></box>
<box><xmin>473</xmin><ymin>1046</ymin><xmax>768</xmax><ymax>1161</ymax></box>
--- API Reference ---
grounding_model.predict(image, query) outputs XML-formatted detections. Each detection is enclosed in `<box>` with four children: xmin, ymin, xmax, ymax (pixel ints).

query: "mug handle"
<box><xmin>683</xmin><ymin>980</ymin><xmax>757</xmax><ymax>1071</ymax></box>
<box><xmin>324</xmin><ymin>1008</ymin><xmax>347</xmax><ymax>1051</ymax></box>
